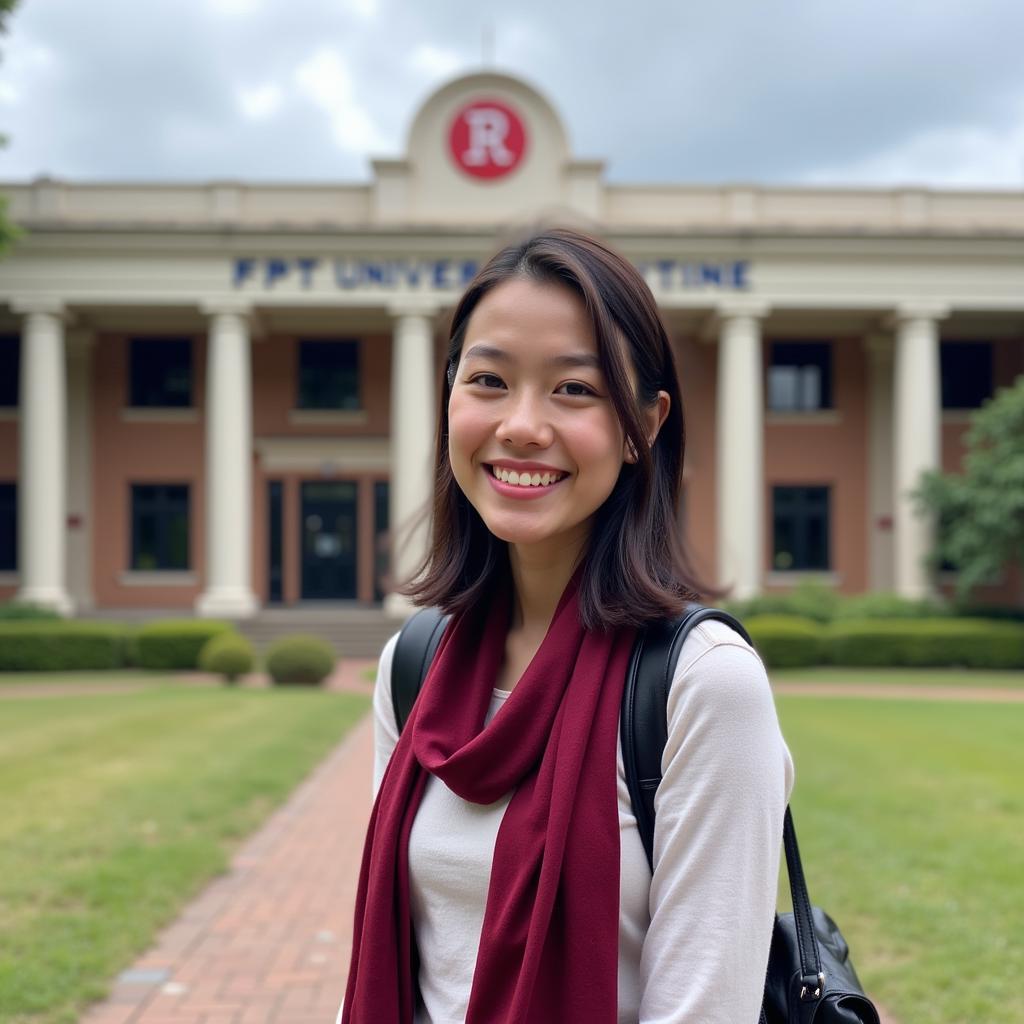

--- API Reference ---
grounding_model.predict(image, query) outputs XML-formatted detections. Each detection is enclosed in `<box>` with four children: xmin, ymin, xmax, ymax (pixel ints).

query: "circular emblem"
<box><xmin>448</xmin><ymin>99</ymin><xmax>527</xmax><ymax>180</ymax></box>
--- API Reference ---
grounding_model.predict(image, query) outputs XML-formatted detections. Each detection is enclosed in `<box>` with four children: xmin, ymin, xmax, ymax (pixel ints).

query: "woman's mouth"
<box><xmin>484</xmin><ymin>464</ymin><xmax>569</xmax><ymax>499</ymax></box>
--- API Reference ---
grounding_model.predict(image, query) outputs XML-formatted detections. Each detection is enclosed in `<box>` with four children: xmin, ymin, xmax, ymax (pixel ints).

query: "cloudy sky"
<box><xmin>1</xmin><ymin>0</ymin><xmax>1023</xmax><ymax>188</ymax></box>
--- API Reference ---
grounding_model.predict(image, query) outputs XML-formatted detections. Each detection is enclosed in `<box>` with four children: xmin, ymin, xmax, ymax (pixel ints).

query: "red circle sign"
<box><xmin>448</xmin><ymin>99</ymin><xmax>527</xmax><ymax>180</ymax></box>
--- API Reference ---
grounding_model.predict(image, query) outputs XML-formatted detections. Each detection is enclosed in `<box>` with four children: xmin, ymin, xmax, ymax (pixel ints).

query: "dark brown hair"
<box><xmin>402</xmin><ymin>227</ymin><xmax>707</xmax><ymax>630</ymax></box>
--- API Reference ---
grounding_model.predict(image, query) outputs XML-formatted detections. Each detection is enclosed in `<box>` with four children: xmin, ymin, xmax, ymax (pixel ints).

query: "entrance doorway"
<box><xmin>300</xmin><ymin>481</ymin><xmax>358</xmax><ymax>599</ymax></box>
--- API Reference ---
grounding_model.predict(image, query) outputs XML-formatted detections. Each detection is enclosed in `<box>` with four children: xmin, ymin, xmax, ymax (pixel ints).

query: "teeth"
<box><xmin>492</xmin><ymin>466</ymin><xmax>564</xmax><ymax>487</ymax></box>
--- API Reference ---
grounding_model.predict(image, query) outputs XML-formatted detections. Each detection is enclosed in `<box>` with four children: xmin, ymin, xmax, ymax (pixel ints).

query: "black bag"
<box><xmin>392</xmin><ymin>604</ymin><xmax>880</xmax><ymax>1024</ymax></box>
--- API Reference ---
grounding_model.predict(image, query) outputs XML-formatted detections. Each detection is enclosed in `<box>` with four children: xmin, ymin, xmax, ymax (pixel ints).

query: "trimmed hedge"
<box><xmin>135</xmin><ymin>620</ymin><xmax>234</xmax><ymax>670</ymax></box>
<box><xmin>0</xmin><ymin>622</ymin><xmax>128</xmax><ymax>671</ymax></box>
<box><xmin>265</xmin><ymin>634</ymin><xmax>337</xmax><ymax>686</ymax></box>
<box><xmin>827</xmin><ymin>618</ymin><xmax>1024</xmax><ymax>669</ymax></box>
<box><xmin>198</xmin><ymin>632</ymin><xmax>255</xmax><ymax>683</ymax></box>
<box><xmin>0</xmin><ymin>601</ymin><xmax>62</xmax><ymax>621</ymax></box>
<box><xmin>745</xmin><ymin>616</ymin><xmax>825</xmax><ymax>669</ymax></box>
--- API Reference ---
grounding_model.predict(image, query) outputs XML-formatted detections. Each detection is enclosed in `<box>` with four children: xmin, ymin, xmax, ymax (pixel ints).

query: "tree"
<box><xmin>1</xmin><ymin>0</ymin><xmax>22</xmax><ymax>255</ymax></box>
<box><xmin>915</xmin><ymin>374</ymin><xmax>1024</xmax><ymax>602</ymax></box>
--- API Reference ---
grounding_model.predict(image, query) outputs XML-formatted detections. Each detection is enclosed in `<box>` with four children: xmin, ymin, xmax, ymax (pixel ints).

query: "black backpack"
<box><xmin>389</xmin><ymin>604</ymin><xmax>880</xmax><ymax>1024</ymax></box>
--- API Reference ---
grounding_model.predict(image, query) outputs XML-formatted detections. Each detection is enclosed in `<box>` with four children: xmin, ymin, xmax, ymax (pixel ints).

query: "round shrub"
<box><xmin>744</xmin><ymin>615</ymin><xmax>826</xmax><ymax>669</ymax></box>
<box><xmin>199</xmin><ymin>632</ymin><xmax>255</xmax><ymax>683</ymax></box>
<box><xmin>827</xmin><ymin>618</ymin><xmax>1024</xmax><ymax>669</ymax></box>
<box><xmin>135</xmin><ymin>619</ymin><xmax>234</xmax><ymax>670</ymax></box>
<box><xmin>0</xmin><ymin>621</ymin><xmax>128</xmax><ymax>671</ymax></box>
<box><xmin>265</xmin><ymin>634</ymin><xmax>337</xmax><ymax>686</ymax></box>
<box><xmin>726</xmin><ymin>580</ymin><xmax>841</xmax><ymax>625</ymax></box>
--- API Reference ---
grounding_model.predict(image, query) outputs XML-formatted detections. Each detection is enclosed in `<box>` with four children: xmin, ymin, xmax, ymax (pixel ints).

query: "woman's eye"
<box><xmin>467</xmin><ymin>373</ymin><xmax>505</xmax><ymax>389</ymax></box>
<box><xmin>557</xmin><ymin>381</ymin><xmax>597</xmax><ymax>397</ymax></box>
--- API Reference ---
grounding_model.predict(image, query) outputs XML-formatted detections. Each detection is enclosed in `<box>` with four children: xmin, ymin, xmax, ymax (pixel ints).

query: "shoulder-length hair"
<box><xmin>402</xmin><ymin>226</ymin><xmax>708</xmax><ymax>631</ymax></box>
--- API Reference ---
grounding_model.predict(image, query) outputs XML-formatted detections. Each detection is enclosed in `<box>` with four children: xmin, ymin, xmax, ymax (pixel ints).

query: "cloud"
<box><xmin>409</xmin><ymin>44</ymin><xmax>464</xmax><ymax>80</ymax></box>
<box><xmin>237</xmin><ymin>82</ymin><xmax>284</xmax><ymax>121</ymax></box>
<box><xmin>1</xmin><ymin>0</ymin><xmax>1023</xmax><ymax>187</ymax></box>
<box><xmin>294</xmin><ymin>46</ymin><xmax>388</xmax><ymax>154</ymax></box>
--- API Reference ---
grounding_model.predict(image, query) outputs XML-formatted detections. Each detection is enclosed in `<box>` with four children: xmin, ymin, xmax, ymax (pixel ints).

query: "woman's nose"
<box><xmin>497</xmin><ymin>390</ymin><xmax>554</xmax><ymax>448</ymax></box>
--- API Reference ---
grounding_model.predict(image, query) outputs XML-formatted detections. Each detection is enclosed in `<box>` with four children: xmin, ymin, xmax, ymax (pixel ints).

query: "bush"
<box><xmin>198</xmin><ymin>632</ymin><xmax>255</xmax><ymax>684</ymax></box>
<box><xmin>0</xmin><ymin>601</ymin><xmax>63</xmax><ymax>621</ymax></box>
<box><xmin>827</xmin><ymin>618</ymin><xmax>1024</xmax><ymax>669</ymax></box>
<box><xmin>725</xmin><ymin>580</ymin><xmax>841</xmax><ymax>624</ymax></box>
<box><xmin>744</xmin><ymin>615</ymin><xmax>826</xmax><ymax>669</ymax></box>
<box><xmin>0</xmin><ymin>622</ymin><xmax>128</xmax><ymax>671</ymax></box>
<box><xmin>265</xmin><ymin>634</ymin><xmax>337</xmax><ymax>686</ymax></box>
<box><xmin>832</xmin><ymin>592</ymin><xmax>949</xmax><ymax>621</ymax></box>
<box><xmin>135</xmin><ymin>619</ymin><xmax>234</xmax><ymax>670</ymax></box>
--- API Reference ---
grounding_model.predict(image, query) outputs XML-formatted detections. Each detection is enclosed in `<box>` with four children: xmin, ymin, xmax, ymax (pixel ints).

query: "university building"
<box><xmin>1</xmin><ymin>70</ymin><xmax>1022</xmax><ymax>621</ymax></box>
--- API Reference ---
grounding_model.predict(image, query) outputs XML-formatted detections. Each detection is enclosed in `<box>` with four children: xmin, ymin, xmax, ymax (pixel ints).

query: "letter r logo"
<box><xmin>449</xmin><ymin>99</ymin><xmax>527</xmax><ymax>180</ymax></box>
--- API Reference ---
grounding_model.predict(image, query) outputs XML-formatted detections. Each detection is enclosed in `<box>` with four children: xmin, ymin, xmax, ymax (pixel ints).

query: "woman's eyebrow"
<box><xmin>462</xmin><ymin>343</ymin><xmax>602</xmax><ymax>371</ymax></box>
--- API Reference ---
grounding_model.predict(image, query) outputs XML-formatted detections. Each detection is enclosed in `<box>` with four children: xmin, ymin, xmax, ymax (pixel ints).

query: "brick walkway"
<box><xmin>79</xmin><ymin>703</ymin><xmax>374</xmax><ymax>1024</ymax></box>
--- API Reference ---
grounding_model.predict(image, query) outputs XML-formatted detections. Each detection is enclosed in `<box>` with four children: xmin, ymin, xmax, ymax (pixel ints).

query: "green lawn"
<box><xmin>0</xmin><ymin>685</ymin><xmax>369</xmax><ymax>1024</ymax></box>
<box><xmin>774</xmin><ymin>666</ymin><xmax>1024</xmax><ymax>688</ymax></box>
<box><xmin>0</xmin><ymin>669</ymin><xmax>189</xmax><ymax>687</ymax></box>
<box><xmin>776</xmin><ymin>696</ymin><xmax>1024</xmax><ymax>1024</ymax></box>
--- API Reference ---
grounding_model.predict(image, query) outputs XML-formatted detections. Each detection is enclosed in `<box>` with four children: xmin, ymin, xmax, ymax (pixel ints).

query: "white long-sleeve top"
<box><xmin>347</xmin><ymin>619</ymin><xmax>794</xmax><ymax>1024</ymax></box>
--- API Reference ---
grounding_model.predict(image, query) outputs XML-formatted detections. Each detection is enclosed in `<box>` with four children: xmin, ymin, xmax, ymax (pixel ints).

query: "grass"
<box><xmin>773</xmin><ymin>666</ymin><xmax>1024</xmax><ymax>688</ymax></box>
<box><xmin>0</xmin><ymin>669</ymin><xmax>185</xmax><ymax>686</ymax></box>
<box><xmin>0</xmin><ymin>684</ymin><xmax>370</xmax><ymax>1024</ymax></box>
<box><xmin>775</xmin><ymin>696</ymin><xmax>1024</xmax><ymax>1024</ymax></box>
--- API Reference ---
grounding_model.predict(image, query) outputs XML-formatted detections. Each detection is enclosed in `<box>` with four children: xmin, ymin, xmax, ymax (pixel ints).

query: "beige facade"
<box><xmin>1</xmin><ymin>70</ymin><xmax>1023</xmax><ymax>616</ymax></box>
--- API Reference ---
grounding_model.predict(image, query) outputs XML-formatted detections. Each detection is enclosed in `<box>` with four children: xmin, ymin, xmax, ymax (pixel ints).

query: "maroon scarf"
<box><xmin>342</xmin><ymin>571</ymin><xmax>636</xmax><ymax>1023</ymax></box>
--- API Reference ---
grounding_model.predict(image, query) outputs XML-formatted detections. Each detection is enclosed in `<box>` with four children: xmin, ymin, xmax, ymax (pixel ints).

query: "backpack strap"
<box><xmin>391</xmin><ymin>606</ymin><xmax>451</xmax><ymax>733</ymax></box>
<box><xmin>620</xmin><ymin>604</ymin><xmax>753</xmax><ymax>873</ymax></box>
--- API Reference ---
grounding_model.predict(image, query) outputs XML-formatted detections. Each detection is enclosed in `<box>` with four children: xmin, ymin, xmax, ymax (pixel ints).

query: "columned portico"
<box><xmin>195</xmin><ymin>303</ymin><xmax>259</xmax><ymax>618</ymax></box>
<box><xmin>384</xmin><ymin>302</ymin><xmax>439</xmax><ymax>618</ymax></box>
<box><xmin>714</xmin><ymin>301</ymin><xmax>769</xmax><ymax>599</ymax></box>
<box><xmin>891</xmin><ymin>304</ymin><xmax>947</xmax><ymax>600</ymax></box>
<box><xmin>12</xmin><ymin>300</ymin><xmax>74</xmax><ymax>615</ymax></box>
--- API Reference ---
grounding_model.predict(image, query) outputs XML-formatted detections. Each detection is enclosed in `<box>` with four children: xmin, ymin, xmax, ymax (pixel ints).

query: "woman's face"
<box><xmin>447</xmin><ymin>277</ymin><xmax>632</xmax><ymax>559</ymax></box>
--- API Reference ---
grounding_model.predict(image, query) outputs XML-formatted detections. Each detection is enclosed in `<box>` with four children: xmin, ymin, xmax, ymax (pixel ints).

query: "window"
<box><xmin>0</xmin><ymin>483</ymin><xmax>15</xmax><ymax>571</ymax></box>
<box><xmin>941</xmin><ymin>342</ymin><xmax>993</xmax><ymax>410</ymax></box>
<box><xmin>129</xmin><ymin>338</ymin><xmax>193</xmax><ymax>407</ymax></box>
<box><xmin>772</xmin><ymin>486</ymin><xmax>830</xmax><ymax>571</ymax></box>
<box><xmin>131</xmin><ymin>484</ymin><xmax>190</xmax><ymax>570</ymax></box>
<box><xmin>297</xmin><ymin>339</ymin><xmax>360</xmax><ymax>410</ymax></box>
<box><xmin>767</xmin><ymin>342</ymin><xmax>833</xmax><ymax>412</ymax></box>
<box><xmin>0</xmin><ymin>335</ymin><xmax>19</xmax><ymax>407</ymax></box>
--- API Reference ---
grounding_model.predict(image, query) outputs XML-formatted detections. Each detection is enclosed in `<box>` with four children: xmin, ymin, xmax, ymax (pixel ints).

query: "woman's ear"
<box><xmin>623</xmin><ymin>391</ymin><xmax>671</xmax><ymax>463</ymax></box>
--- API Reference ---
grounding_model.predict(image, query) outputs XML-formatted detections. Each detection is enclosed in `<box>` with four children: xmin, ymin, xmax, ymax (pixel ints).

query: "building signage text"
<box><xmin>232</xmin><ymin>257</ymin><xmax>752</xmax><ymax>293</ymax></box>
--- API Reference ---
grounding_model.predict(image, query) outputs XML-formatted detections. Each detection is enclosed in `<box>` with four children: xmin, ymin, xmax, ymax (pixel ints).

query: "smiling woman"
<box><xmin>340</xmin><ymin>228</ymin><xmax>793</xmax><ymax>1024</ymax></box>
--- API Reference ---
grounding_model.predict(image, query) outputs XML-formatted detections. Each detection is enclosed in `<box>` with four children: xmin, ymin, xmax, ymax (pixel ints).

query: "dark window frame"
<box><xmin>767</xmin><ymin>341</ymin><xmax>834</xmax><ymax>412</ymax></box>
<box><xmin>296</xmin><ymin>338</ymin><xmax>361</xmax><ymax>411</ymax></box>
<box><xmin>0</xmin><ymin>481</ymin><xmax>16</xmax><ymax>572</ymax></box>
<box><xmin>772</xmin><ymin>485</ymin><xmax>831</xmax><ymax>572</ymax></box>
<box><xmin>130</xmin><ymin>483</ymin><xmax>190</xmax><ymax>571</ymax></box>
<box><xmin>0</xmin><ymin>335</ymin><xmax>19</xmax><ymax>407</ymax></box>
<box><xmin>128</xmin><ymin>337</ymin><xmax>194</xmax><ymax>408</ymax></box>
<box><xmin>941</xmin><ymin>341</ymin><xmax>994</xmax><ymax>410</ymax></box>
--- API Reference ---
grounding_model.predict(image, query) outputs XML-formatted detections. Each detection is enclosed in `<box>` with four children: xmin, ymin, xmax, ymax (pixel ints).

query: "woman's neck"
<box><xmin>507</xmin><ymin>528</ymin><xmax>588</xmax><ymax>636</ymax></box>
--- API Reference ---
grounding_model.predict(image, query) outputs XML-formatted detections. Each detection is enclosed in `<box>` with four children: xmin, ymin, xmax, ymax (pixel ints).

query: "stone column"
<box><xmin>715</xmin><ymin>301</ymin><xmax>769</xmax><ymax>600</ymax></box>
<box><xmin>384</xmin><ymin>302</ymin><xmax>438</xmax><ymax>618</ymax></box>
<box><xmin>195</xmin><ymin>303</ymin><xmax>259</xmax><ymax>618</ymax></box>
<box><xmin>891</xmin><ymin>304</ymin><xmax>946</xmax><ymax>599</ymax></box>
<box><xmin>864</xmin><ymin>334</ymin><xmax>895</xmax><ymax>593</ymax></box>
<box><xmin>12</xmin><ymin>300</ymin><xmax>74</xmax><ymax>614</ymax></box>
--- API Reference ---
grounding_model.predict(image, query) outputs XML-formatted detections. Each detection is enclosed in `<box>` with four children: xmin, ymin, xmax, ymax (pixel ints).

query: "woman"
<box><xmin>341</xmin><ymin>228</ymin><xmax>794</xmax><ymax>1023</ymax></box>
